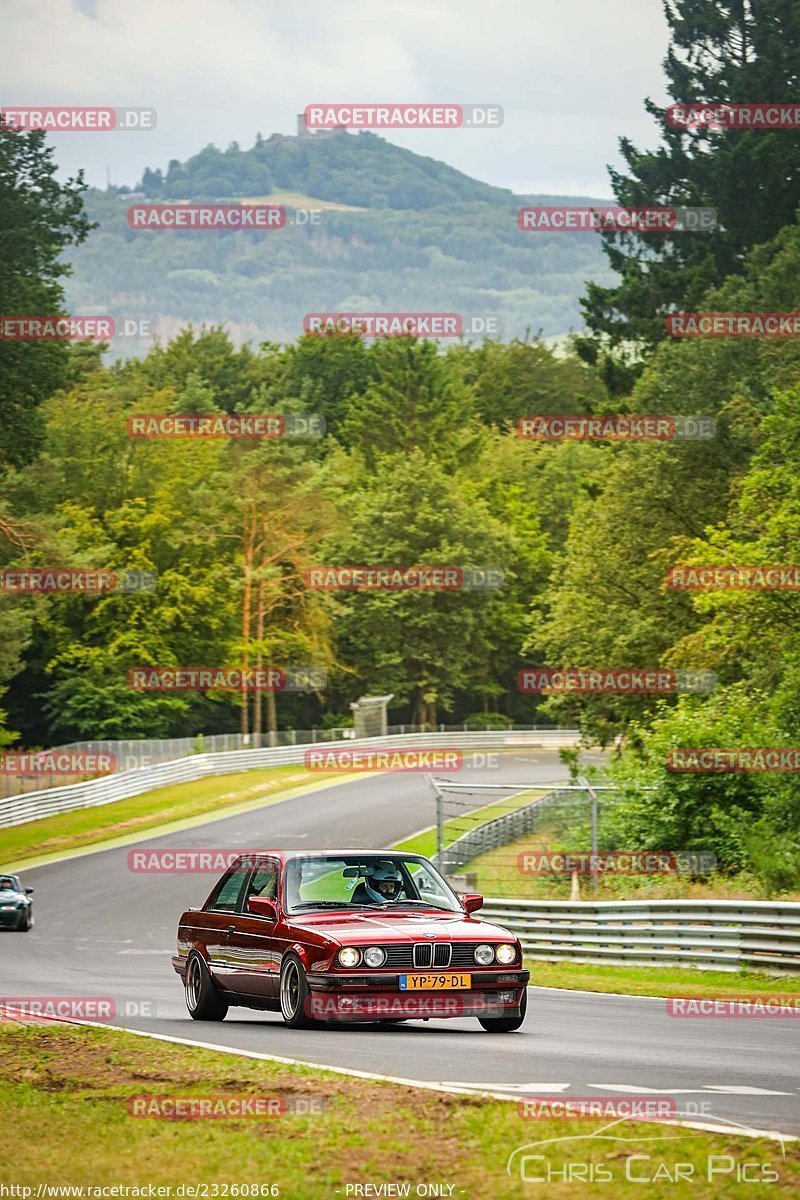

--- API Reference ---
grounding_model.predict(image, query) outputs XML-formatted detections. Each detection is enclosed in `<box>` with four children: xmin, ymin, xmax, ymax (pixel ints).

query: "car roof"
<box><xmin>232</xmin><ymin>849</ymin><xmax>426</xmax><ymax>863</ymax></box>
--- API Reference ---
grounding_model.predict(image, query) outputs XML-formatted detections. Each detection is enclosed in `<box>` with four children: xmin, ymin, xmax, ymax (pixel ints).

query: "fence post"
<box><xmin>578</xmin><ymin>775</ymin><xmax>599</xmax><ymax>897</ymax></box>
<box><xmin>426</xmin><ymin>774</ymin><xmax>444</xmax><ymax>868</ymax></box>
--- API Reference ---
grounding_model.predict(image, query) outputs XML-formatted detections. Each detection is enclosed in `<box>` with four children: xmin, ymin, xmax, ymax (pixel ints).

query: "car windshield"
<box><xmin>0</xmin><ymin>876</ymin><xmax>18</xmax><ymax>891</ymax></box>
<box><xmin>283</xmin><ymin>854</ymin><xmax>462</xmax><ymax>914</ymax></box>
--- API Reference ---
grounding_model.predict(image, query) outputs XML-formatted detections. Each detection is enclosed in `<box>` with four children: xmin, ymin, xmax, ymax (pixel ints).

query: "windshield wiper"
<box><xmin>290</xmin><ymin>901</ymin><xmax>376</xmax><ymax>910</ymax></box>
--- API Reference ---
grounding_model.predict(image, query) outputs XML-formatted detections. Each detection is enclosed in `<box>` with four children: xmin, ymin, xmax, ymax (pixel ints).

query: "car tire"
<box><xmin>279</xmin><ymin>953</ymin><xmax>314</xmax><ymax>1028</ymax></box>
<box><xmin>478</xmin><ymin>988</ymin><xmax>527</xmax><ymax>1033</ymax></box>
<box><xmin>16</xmin><ymin>909</ymin><xmax>32</xmax><ymax>932</ymax></box>
<box><xmin>185</xmin><ymin>952</ymin><xmax>228</xmax><ymax>1021</ymax></box>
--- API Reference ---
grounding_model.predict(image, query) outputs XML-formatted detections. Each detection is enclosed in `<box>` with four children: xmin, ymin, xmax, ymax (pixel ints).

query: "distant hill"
<box><xmin>64</xmin><ymin>129</ymin><xmax>616</xmax><ymax>354</ymax></box>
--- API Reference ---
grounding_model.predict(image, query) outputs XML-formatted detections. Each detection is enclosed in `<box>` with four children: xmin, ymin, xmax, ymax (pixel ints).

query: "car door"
<box><xmin>224</xmin><ymin>857</ymin><xmax>282</xmax><ymax>999</ymax></box>
<box><xmin>201</xmin><ymin>863</ymin><xmax>252</xmax><ymax>989</ymax></box>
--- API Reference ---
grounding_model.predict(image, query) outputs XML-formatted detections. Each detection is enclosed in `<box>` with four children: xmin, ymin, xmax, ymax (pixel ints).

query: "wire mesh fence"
<box><xmin>430</xmin><ymin>780</ymin><xmax>717</xmax><ymax>900</ymax></box>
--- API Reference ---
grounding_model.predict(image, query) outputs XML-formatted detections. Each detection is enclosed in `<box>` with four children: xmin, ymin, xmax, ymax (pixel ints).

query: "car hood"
<box><xmin>0</xmin><ymin>890</ymin><xmax>24</xmax><ymax>901</ymax></box>
<box><xmin>288</xmin><ymin>907</ymin><xmax>515</xmax><ymax>944</ymax></box>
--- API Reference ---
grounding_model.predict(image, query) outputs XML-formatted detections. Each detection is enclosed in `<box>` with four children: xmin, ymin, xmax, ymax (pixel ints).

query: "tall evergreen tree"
<box><xmin>579</xmin><ymin>0</ymin><xmax>800</xmax><ymax>387</ymax></box>
<box><xmin>0</xmin><ymin>121</ymin><xmax>94</xmax><ymax>466</ymax></box>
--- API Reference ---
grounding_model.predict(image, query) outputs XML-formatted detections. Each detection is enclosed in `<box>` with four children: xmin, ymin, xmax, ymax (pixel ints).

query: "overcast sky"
<box><xmin>2</xmin><ymin>0</ymin><xmax>671</xmax><ymax>196</ymax></box>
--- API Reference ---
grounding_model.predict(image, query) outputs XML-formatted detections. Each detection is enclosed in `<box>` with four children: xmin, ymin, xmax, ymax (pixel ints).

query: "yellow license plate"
<box><xmin>399</xmin><ymin>973</ymin><xmax>471</xmax><ymax>990</ymax></box>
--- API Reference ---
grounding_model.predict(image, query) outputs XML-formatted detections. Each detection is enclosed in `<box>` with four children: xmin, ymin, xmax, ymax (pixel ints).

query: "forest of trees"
<box><xmin>3</xmin><ymin>1</ymin><xmax>800</xmax><ymax>889</ymax></box>
<box><xmin>64</xmin><ymin>128</ymin><xmax>615</xmax><ymax>349</ymax></box>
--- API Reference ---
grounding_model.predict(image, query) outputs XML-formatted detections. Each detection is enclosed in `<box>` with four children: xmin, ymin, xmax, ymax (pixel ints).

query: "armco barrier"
<box><xmin>480</xmin><ymin>896</ymin><xmax>800</xmax><ymax>973</ymax></box>
<box><xmin>0</xmin><ymin>730</ymin><xmax>578</xmax><ymax>829</ymax></box>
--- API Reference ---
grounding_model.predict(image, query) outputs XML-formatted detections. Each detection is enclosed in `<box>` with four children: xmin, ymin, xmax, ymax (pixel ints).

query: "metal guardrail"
<box><xmin>0</xmin><ymin>729</ymin><xmax>579</xmax><ymax>829</ymax></box>
<box><xmin>0</xmin><ymin>729</ymin><xmax>356</xmax><ymax>799</ymax></box>
<box><xmin>480</xmin><ymin>897</ymin><xmax>800</xmax><ymax>973</ymax></box>
<box><xmin>0</xmin><ymin>723</ymin><xmax>570</xmax><ymax>799</ymax></box>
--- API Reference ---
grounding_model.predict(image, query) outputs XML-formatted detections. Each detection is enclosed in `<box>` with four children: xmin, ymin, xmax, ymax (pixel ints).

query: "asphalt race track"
<box><xmin>2</xmin><ymin>750</ymin><xmax>798</xmax><ymax>1140</ymax></box>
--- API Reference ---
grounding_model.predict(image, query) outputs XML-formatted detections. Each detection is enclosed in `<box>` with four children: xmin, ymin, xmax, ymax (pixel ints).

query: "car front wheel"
<box><xmin>279</xmin><ymin>953</ymin><xmax>314</xmax><ymax>1028</ymax></box>
<box><xmin>16</xmin><ymin>909</ymin><xmax>32</xmax><ymax>932</ymax></box>
<box><xmin>185</xmin><ymin>952</ymin><xmax>228</xmax><ymax>1021</ymax></box>
<box><xmin>478</xmin><ymin>988</ymin><xmax>527</xmax><ymax>1033</ymax></box>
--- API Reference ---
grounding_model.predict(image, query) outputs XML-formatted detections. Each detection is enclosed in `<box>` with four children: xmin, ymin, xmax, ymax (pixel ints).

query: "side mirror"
<box><xmin>25</xmin><ymin>888</ymin><xmax>34</xmax><ymax>895</ymax></box>
<box><xmin>247</xmin><ymin>895</ymin><xmax>278</xmax><ymax>921</ymax></box>
<box><xmin>462</xmin><ymin>893</ymin><xmax>484</xmax><ymax>914</ymax></box>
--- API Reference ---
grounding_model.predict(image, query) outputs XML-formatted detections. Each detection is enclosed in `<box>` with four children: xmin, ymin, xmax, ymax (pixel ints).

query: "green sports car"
<box><xmin>0</xmin><ymin>874</ymin><xmax>34</xmax><ymax>931</ymax></box>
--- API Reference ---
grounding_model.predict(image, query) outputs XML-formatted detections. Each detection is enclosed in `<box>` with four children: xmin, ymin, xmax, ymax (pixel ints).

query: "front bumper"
<box><xmin>0</xmin><ymin>907</ymin><xmax>24</xmax><ymax>927</ymax></box>
<box><xmin>306</xmin><ymin>968</ymin><xmax>529</xmax><ymax>1021</ymax></box>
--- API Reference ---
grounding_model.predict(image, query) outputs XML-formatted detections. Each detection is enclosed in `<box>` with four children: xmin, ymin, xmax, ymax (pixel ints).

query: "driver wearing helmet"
<box><xmin>352</xmin><ymin>861</ymin><xmax>404</xmax><ymax>905</ymax></box>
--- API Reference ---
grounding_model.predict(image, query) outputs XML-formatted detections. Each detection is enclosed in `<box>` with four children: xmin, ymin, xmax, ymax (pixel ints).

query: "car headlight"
<box><xmin>495</xmin><ymin>943</ymin><xmax>517</xmax><ymax>965</ymax></box>
<box><xmin>474</xmin><ymin>944</ymin><xmax>495</xmax><ymax>965</ymax></box>
<box><xmin>337</xmin><ymin>947</ymin><xmax>361</xmax><ymax>968</ymax></box>
<box><xmin>363</xmin><ymin>946</ymin><xmax>386</xmax><ymax>968</ymax></box>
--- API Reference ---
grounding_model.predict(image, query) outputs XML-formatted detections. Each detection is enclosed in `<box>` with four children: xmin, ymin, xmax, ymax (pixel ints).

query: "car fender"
<box><xmin>282</xmin><ymin>941</ymin><xmax>314</xmax><ymax>971</ymax></box>
<box><xmin>188</xmin><ymin>940</ymin><xmax>213</xmax><ymax>968</ymax></box>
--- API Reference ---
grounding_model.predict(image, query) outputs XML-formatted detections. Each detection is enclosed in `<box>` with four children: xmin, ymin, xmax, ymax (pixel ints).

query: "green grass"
<box><xmin>1</xmin><ymin>1023</ymin><xmax>795</xmax><ymax>1197</ymax></box>
<box><xmin>462</xmin><ymin>825</ymin><xmax>799</xmax><ymax>902</ymax></box>
<box><xmin>528</xmin><ymin>959</ymin><xmax>800</xmax><ymax>999</ymax></box>
<box><xmin>392</xmin><ymin>788</ymin><xmax>544</xmax><ymax>858</ymax></box>
<box><xmin>0</xmin><ymin>764</ymin><xmax>357</xmax><ymax>870</ymax></box>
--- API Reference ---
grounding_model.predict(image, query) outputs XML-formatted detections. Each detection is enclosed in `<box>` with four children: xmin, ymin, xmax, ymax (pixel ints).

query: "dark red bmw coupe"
<box><xmin>173</xmin><ymin>849</ymin><xmax>529</xmax><ymax>1031</ymax></box>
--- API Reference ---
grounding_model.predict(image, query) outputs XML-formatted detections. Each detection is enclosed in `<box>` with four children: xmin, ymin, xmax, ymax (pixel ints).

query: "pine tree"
<box><xmin>579</xmin><ymin>0</ymin><xmax>800</xmax><ymax>386</ymax></box>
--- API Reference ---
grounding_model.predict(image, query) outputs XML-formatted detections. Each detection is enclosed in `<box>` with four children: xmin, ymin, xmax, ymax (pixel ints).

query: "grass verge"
<box><xmin>0</xmin><ymin>765</ymin><xmax>360</xmax><ymax>871</ymax></box>
<box><xmin>462</xmin><ymin>825</ymin><xmax>800</xmax><ymax>902</ymax></box>
<box><xmin>1</xmin><ymin>1023</ymin><xmax>796</xmax><ymax>1197</ymax></box>
<box><xmin>527</xmin><ymin>959</ymin><xmax>800</xmax><ymax>999</ymax></box>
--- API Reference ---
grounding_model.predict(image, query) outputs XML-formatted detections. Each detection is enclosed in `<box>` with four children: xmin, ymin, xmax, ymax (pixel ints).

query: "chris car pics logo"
<box><xmin>507</xmin><ymin>1118</ymin><xmax>782</xmax><ymax>1184</ymax></box>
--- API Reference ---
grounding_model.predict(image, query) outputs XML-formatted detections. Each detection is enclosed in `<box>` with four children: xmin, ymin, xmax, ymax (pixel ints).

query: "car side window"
<box><xmin>247</xmin><ymin>863</ymin><xmax>279</xmax><ymax>902</ymax></box>
<box><xmin>210</xmin><ymin>866</ymin><xmax>250</xmax><ymax>913</ymax></box>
